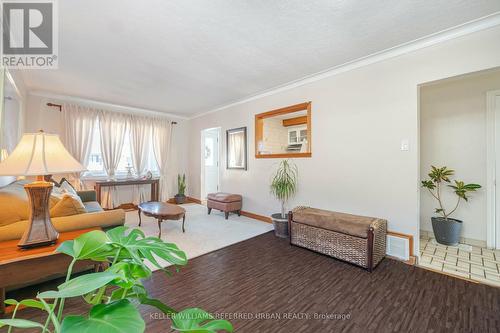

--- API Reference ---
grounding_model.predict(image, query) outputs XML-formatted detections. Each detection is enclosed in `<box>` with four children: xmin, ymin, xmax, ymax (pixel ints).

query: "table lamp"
<box><xmin>0</xmin><ymin>130</ymin><xmax>86</xmax><ymax>248</ymax></box>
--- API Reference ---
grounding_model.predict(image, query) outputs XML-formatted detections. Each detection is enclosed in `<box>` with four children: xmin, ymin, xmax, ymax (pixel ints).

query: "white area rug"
<box><xmin>125</xmin><ymin>203</ymin><xmax>273</xmax><ymax>270</ymax></box>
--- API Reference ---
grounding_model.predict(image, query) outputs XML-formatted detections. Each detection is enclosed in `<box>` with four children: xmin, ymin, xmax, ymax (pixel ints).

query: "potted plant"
<box><xmin>0</xmin><ymin>227</ymin><xmax>232</xmax><ymax>332</ymax></box>
<box><xmin>175</xmin><ymin>173</ymin><xmax>186</xmax><ymax>204</ymax></box>
<box><xmin>270</xmin><ymin>159</ymin><xmax>298</xmax><ymax>238</ymax></box>
<box><xmin>421</xmin><ymin>166</ymin><xmax>481</xmax><ymax>246</ymax></box>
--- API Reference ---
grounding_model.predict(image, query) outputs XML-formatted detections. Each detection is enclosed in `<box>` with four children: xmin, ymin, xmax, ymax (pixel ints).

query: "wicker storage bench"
<box><xmin>288</xmin><ymin>207</ymin><xmax>387</xmax><ymax>271</ymax></box>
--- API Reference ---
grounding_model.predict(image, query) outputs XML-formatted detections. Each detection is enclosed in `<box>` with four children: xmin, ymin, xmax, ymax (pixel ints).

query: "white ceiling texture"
<box><xmin>21</xmin><ymin>0</ymin><xmax>500</xmax><ymax>117</ymax></box>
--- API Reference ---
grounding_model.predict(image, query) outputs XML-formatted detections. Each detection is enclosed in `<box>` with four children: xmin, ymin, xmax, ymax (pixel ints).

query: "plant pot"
<box><xmin>175</xmin><ymin>194</ymin><xmax>186</xmax><ymax>204</ymax></box>
<box><xmin>271</xmin><ymin>213</ymin><xmax>289</xmax><ymax>238</ymax></box>
<box><xmin>431</xmin><ymin>217</ymin><xmax>462</xmax><ymax>246</ymax></box>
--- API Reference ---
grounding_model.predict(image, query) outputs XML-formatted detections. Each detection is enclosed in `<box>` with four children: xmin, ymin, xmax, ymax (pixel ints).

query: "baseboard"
<box><xmin>187</xmin><ymin>196</ymin><xmax>202</xmax><ymax>204</ymax></box>
<box><xmin>240</xmin><ymin>210</ymin><xmax>272</xmax><ymax>223</ymax></box>
<box><xmin>387</xmin><ymin>255</ymin><xmax>417</xmax><ymax>266</ymax></box>
<box><xmin>184</xmin><ymin>196</ymin><xmax>271</xmax><ymax>223</ymax></box>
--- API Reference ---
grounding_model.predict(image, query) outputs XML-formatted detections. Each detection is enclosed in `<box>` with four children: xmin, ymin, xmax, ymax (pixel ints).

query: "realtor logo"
<box><xmin>1</xmin><ymin>0</ymin><xmax>58</xmax><ymax>68</ymax></box>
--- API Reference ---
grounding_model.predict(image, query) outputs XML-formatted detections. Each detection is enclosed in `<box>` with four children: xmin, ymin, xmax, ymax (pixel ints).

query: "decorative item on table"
<box><xmin>126</xmin><ymin>163</ymin><xmax>134</xmax><ymax>178</ymax></box>
<box><xmin>139</xmin><ymin>171</ymin><xmax>152</xmax><ymax>180</ymax></box>
<box><xmin>175</xmin><ymin>173</ymin><xmax>187</xmax><ymax>204</ymax></box>
<box><xmin>0</xmin><ymin>130</ymin><xmax>86</xmax><ymax>248</ymax></box>
<box><xmin>270</xmin><ymin>159</ymin><xmax>298</xmax><ymax>238</ymax></box>
<box><xmin>421</xmin><ymin>166</ymin><xmax>481</xmax><ymax>246</ymax></box>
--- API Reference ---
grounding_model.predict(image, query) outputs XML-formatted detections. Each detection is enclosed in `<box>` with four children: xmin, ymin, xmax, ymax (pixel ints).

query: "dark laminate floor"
<box><xmin>4</xmin><ymin>231</ymin><xmax>500</xmax><ymax>332</ymax></box>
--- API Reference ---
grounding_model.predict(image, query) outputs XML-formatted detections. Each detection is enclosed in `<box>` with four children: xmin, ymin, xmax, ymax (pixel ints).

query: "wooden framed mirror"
<box><xmin>226</xmin><ymin>127</ymin><xmax>247</xmax><ymax>170</ymax></box>
<box><xmin>255</xmin><ymin>102</ymin><xmax>311</xmax><ymax>158</ymax></box>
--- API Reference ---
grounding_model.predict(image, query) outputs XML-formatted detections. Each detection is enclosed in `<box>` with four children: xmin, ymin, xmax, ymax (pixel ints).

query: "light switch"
<box><xmin>400</xmin><ymin>139</ymin><xmax>409</xmax><ymax>151</ymax></box>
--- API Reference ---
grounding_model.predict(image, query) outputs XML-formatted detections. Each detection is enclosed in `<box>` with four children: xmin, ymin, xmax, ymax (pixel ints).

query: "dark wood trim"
<box><xmin>255</xmin><ymin>102</ymin><xmax>312</xmax><ymax>159</ymax></box>
<box><xmin>288</xmin><ymin>211</ymin><xmax>293</xmax><ymax>243</ymax></box>
<box><xmin>367</xmin><ymin>227</ymin><xmax>374</xmax><ymax>272</ymax></box>
<box><xmin>240</xmin><ymin>210</ymin><xmax>272</xmax><ymax>223</ymax></box>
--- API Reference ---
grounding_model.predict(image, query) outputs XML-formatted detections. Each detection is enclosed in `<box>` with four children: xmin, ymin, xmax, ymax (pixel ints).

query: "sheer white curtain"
<box><xmin>229</xmin><ymin>131</ymin><xmax>244</xmax><ymax>168</ymax></box>
<box><xmin>130</xmin><ymin>115</ymin><xmax>152</xmax><ymax>203</ymax></box>
<box><xmin>152</xmin><ymin>118</ymin><xmax>173</xmax><ymax>201</ymax></box>
<box><xmin>98</xmin><ymin>110</ymin><xmax>129</xmax><ymax>208</ymax></box>
<box><xmin>61</xmin><ymin>104</ymin><xmax>98</xmax><ymax>190</ymax></box>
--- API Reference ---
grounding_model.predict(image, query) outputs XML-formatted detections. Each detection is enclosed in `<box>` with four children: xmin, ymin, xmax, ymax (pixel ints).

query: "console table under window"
<box><xmin>94</xmin><ymin>178</ymin><xmax>160</xmax><ymax>205</ymax></box>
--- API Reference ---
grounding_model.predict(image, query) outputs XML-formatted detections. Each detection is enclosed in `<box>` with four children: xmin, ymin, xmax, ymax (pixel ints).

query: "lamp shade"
<box><xmin>0</xmin><ymin>149</ymin><xmax>8</xmax><ymax>162</ymax></box>
<box><xmin>0</xmin><ymin>132</ymin><xmax>86</xmax><ymax>176</ymax></box>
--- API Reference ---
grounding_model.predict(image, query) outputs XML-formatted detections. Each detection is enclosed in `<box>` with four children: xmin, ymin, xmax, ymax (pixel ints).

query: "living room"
<box><xmin>1</xmin><ymin>1</ymin><xmax>500</xmax><ymax>332</ymax></box>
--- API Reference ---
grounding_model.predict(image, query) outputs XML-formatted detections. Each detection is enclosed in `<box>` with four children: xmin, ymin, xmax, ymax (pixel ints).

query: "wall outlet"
<box><xmin>400</xmin><ymin>139</ymin><xmax>409</xmax><ymax>151</ymax></box>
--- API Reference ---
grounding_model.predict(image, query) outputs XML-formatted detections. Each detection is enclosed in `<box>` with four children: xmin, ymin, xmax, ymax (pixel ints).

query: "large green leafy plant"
<box><xmin>270</xmin><ymin>159</ymin><xmax>298</xmax><ymax>218</ymax></box>
<box><xmin>0</xmin><ymin>227</ymin><xmax>232</xmax><ymax>333</ymax></box>
<box><xmin>421</xmin><ymin>166</ymin><xmax>481</xmax><ymax>220</ymax></box>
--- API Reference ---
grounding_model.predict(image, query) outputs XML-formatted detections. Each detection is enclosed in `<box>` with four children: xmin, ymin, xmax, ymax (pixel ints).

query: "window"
<box><xmin>116</xmin><ymin>131</ymin><xmax>133</xmax><ymax>174</ymax></box>
<box><xmin>86</xmin><ymin>122</ymin><xmax>105</xmax><ymax>175</ymax></box>
<box><xmin>84</xmin><ymin>121</ymin><xmax>159</xmax><ymax>178</ymax></box>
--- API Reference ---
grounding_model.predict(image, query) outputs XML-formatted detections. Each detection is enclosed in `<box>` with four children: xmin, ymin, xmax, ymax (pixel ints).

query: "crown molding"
<box><xmin>28</xmin><ymin>90</ymin><xmax>189</xmax><ymax>120</ymax></box>
<box><xmin>190</xmin><ymin>12</ymin><xmax>500</xmax><ymax>120</ymax></box>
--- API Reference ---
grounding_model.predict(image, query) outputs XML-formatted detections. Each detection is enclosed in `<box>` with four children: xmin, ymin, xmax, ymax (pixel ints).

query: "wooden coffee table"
<box><xmin>138</xmin><ymin>202</ymin><xmax>186</xmax><ymax>237</ymax></box>
<box><xmin>0</xmin><ymin>228</ymin><xmax>106</xmax><ymax>314</ymax></box>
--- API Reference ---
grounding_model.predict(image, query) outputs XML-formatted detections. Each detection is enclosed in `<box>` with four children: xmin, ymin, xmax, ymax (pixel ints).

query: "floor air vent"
<box><xmin>386</xmin><ymin>234</ymin><xmax>410</xmax><ymax>261</ymax></box>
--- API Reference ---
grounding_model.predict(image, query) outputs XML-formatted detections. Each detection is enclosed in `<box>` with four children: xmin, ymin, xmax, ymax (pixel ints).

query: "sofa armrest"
<box><xmin>77</xmin><ymin>190</ymin><xmax>97</xmax><ymax>203</ymax></box>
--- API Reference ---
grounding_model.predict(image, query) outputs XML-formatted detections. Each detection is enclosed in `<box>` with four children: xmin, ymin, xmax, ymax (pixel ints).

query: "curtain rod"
<box><xmin>45</xmin><ymin>102</ymin><xmax>178</xmax><ymax>124</ymax></box>
<box><xmin>47</xmin><ymin>102</ymin><xmax>62</xmax><ymax>112</ymax></box>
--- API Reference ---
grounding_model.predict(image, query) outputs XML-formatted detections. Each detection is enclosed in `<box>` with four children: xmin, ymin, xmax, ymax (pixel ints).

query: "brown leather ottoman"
<box><xmin>207</xmin><ymin>192</ymin><xmax>242</xmax><ymax>219</ymax></box>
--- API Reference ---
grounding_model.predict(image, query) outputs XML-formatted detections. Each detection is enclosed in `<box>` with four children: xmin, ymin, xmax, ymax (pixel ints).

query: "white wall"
<box><xmin>420</xmin><ymin>69</ymin><xmax>500</xmax><ymax>242</ymax></box>
<box><xmin>187</xmin><ymin>26</ymin><xmax>500</xmax><ymax>255</ymax></box>
<box><xmin>24</xmin><ymin>93</ymin><xmax>189</xmax><ymax>203</ymax></box>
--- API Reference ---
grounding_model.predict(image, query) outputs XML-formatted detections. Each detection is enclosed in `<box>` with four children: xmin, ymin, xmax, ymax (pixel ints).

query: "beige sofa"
<box><xmin>0</xmin><ymin>180</ymin><xmax>125</xmax><ymax>242</ymax></box>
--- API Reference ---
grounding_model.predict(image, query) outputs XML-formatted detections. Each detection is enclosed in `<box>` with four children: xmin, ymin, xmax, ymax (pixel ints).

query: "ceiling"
<box><xmin>21</xmin><ymin>0</ymin><xmax>500</xmax><ymax>117</ymax></box>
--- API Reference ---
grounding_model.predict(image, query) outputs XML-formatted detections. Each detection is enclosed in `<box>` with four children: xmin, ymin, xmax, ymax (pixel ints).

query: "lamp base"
<box><xmin>18</xmin><ymin>181</ymin><xmax>59</xmax><ymax>249</ymax></box>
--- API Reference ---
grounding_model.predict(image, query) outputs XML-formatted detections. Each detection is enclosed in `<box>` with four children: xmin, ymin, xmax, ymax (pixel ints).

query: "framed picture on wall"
<box><xmin>226</xmin><ymin>127</ymin><xmax>247</xmax><ymax>170</ymax></box>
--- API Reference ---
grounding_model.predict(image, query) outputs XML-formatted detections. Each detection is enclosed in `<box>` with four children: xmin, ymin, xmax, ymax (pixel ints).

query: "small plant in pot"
<box><xmin>175</xmin><ymin>173</ymin><xmax>187</xmax><ymax>204</ymax></box>
<box><xmin>270</xmin><ymin>159</ymin><xmax>298</xmax><ymax>238</ymax></box>
<box><xmin>421</xmin><ymin>166</ymin><xmax>481</xmax><ymax>246</ymax></box>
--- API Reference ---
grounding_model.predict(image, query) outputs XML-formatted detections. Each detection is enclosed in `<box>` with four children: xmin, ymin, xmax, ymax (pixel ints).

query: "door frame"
<box><xmin>486</xmin><ymin>89</ymin><xmax>500</xmax><ymax>249</ymax></box>
<box><xmin>200</xmin><ymin>127</ymin><xmax>221</xmax><ymax>201</ymax></box>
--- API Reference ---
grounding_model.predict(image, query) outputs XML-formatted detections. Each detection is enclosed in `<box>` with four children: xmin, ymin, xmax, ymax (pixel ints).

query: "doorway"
<box><xmin>487</xmin><ymin>89</ymin><xmax>500</xmax><ymax>249</ymax></box>
<box><xmin>201</xmin><ymin>127</ymin><xmax>220</xmax><ymax>200</ymax></box>
<box><xmin>418</xmin><ymin>68</ymin><xmax>500</xmax><ymax>287</ymax></box>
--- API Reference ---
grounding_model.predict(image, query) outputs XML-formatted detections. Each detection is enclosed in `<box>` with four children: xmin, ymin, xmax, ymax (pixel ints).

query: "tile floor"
<box><xmin>419</xmin><ymin>237</ymin><xmax>500</xmax><ymax>287</ymax></box>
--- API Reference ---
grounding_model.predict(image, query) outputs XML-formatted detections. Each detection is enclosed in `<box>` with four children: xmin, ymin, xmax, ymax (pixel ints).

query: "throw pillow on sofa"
<box><xmin>50</xmin><ymin>193</ymin><xmax>87</xmax><ymax>217</ymax></box>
